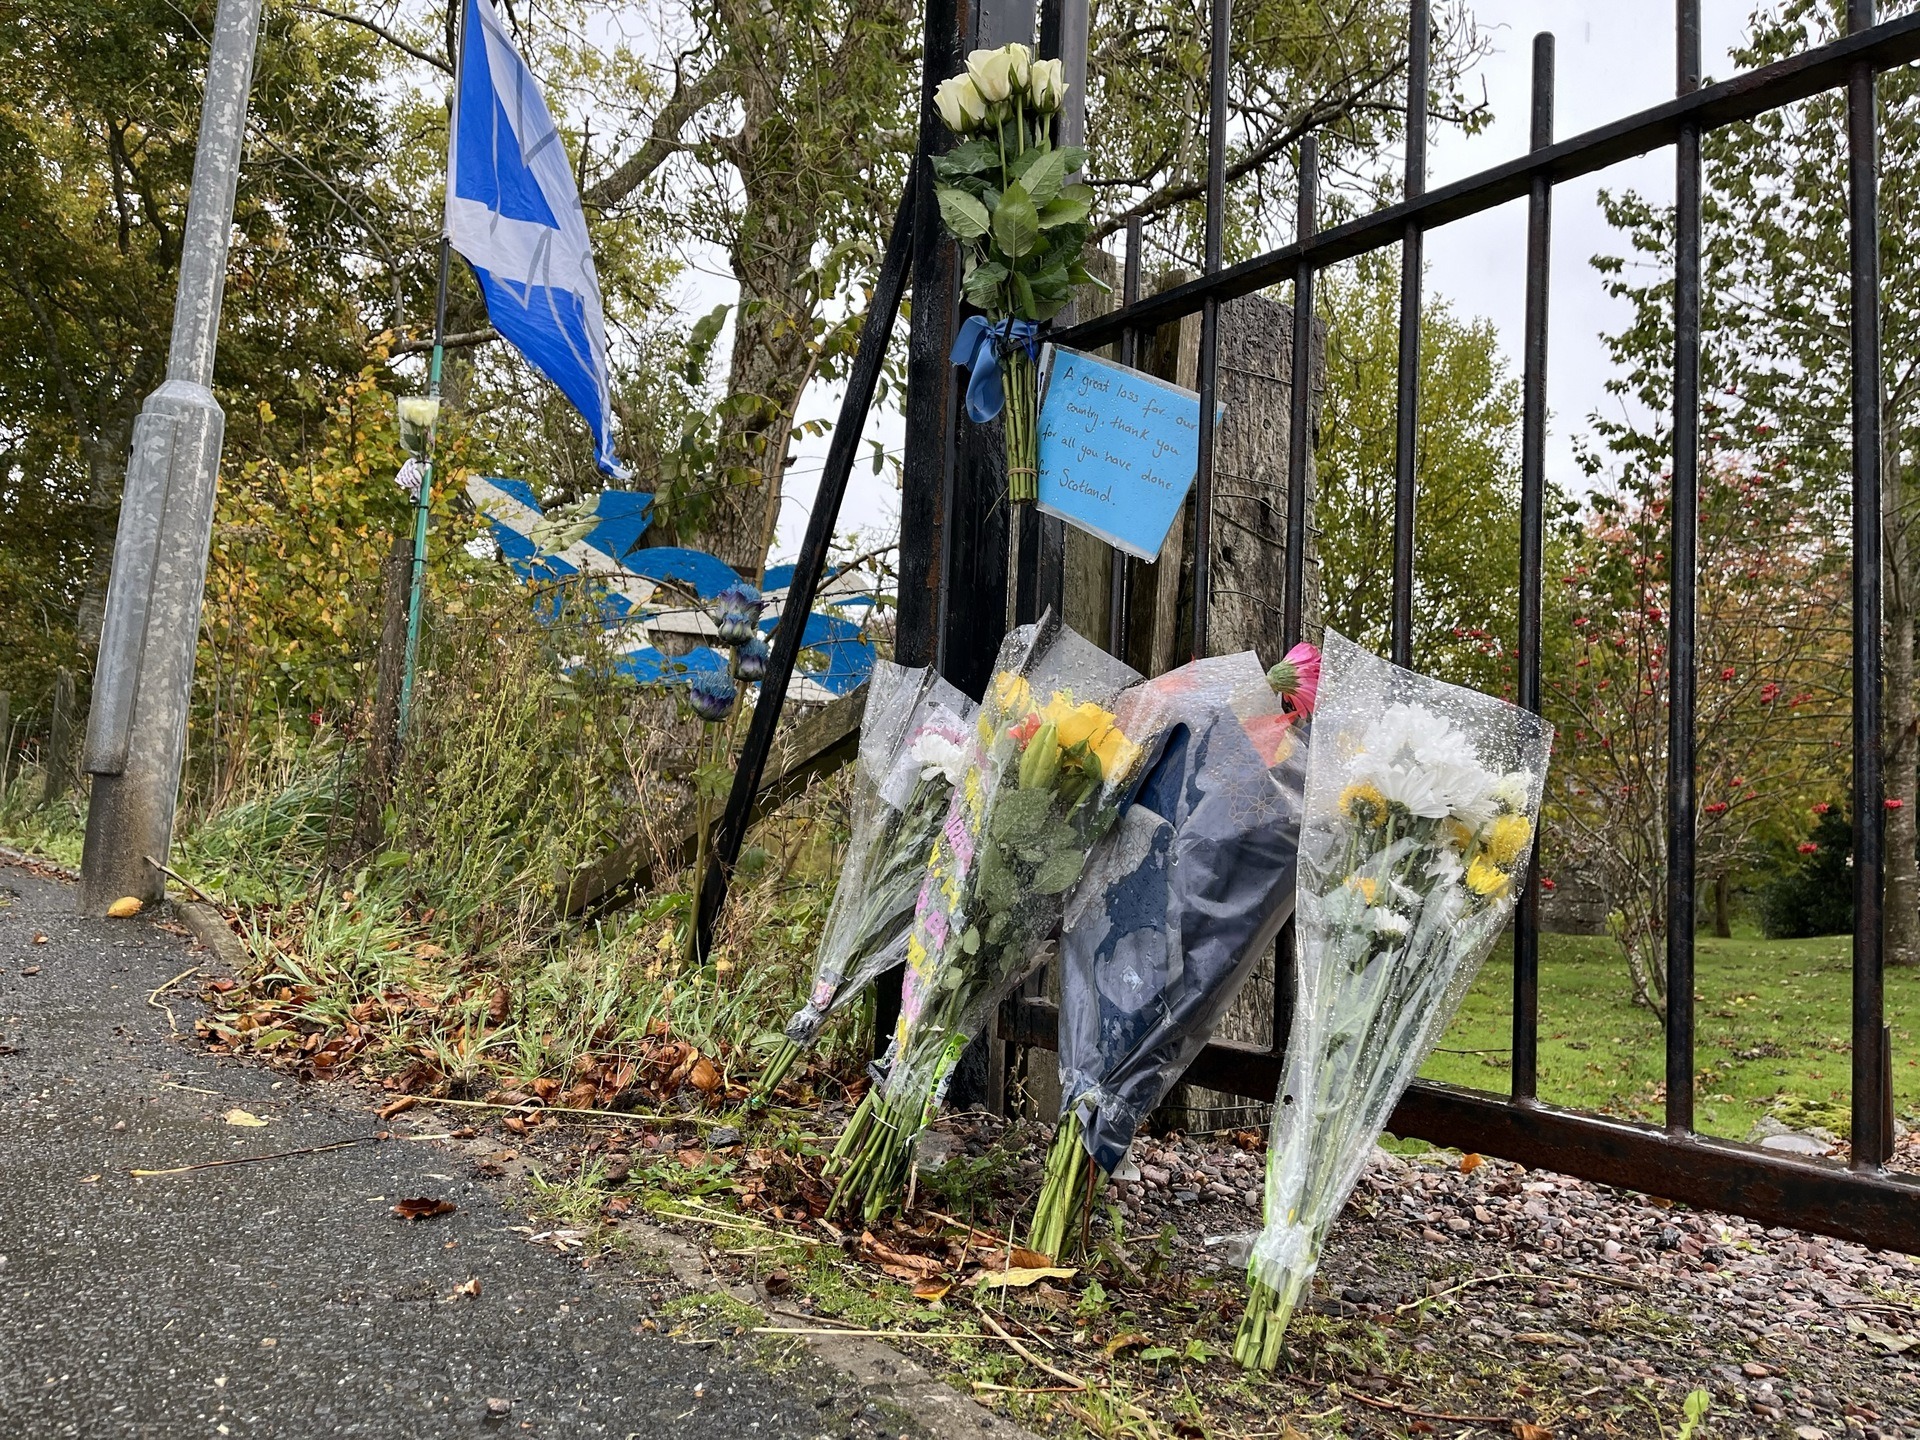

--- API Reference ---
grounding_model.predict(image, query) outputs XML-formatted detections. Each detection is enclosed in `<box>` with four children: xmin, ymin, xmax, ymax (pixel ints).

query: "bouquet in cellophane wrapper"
<box><xmin>758</xmin><ymin>662</ymin><xmax>978</xmax><ymax>1098</ymax></box>
<box><xmin>829</xmin><ymin>618</ymin><xmax>1151</xmax><ymax>1223</ymax></box>
<box><xmin>1027</xmin><ymin>648</ymin><xmax>1315</xmax><ymax>1261</ymax></box>
<box><xmin>1236</xmin><ymin>632</ymin><xmax>1551</xmax><ymax>1369</ymax></box>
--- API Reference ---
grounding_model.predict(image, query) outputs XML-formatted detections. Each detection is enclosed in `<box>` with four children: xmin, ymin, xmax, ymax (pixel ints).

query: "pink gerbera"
<box><xmin>1266</xmin><ymin>642</ymin><xmax>1321</xmax><ymax>715</ymax></box>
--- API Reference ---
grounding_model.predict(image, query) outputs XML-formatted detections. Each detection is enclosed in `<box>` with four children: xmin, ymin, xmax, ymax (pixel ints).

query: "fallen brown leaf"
<box><xmin>859</xmin><ymin>1231</ymin><xmax>944</xmax><ymax>1282</ymax></box>
<box><xmin>1103</xmin><ymin>1332</ymin><xmax>1151</xmax><ymax>1357</ymax></box>
<box><xmin>393</xmin><ymin>1196</ymin><xmax>457</xmax><ymax>1220</ymax></box>
<box><xmin>447</xmin><ymin>1277</ymin><xmax>481</xmax><ymax>1299</ymax></box>
<box><xmin>106</xmin><ymin>896</ymin><xmax>143</xmax><ymax>918</ymax></box>
<box><xmin>377</xmin><ymin>1097</ymin><xmax>418</xmax><ymax>1120</ymax></box>
<box><xmin>1007</xmin><ymin>1246</ymin><xmax>1055</xmax><ymax>1270</ymax></box>
<box><xmin>31</xmin><ymin>933</ymin><xmax>47</xmax><ymax>945</ymax></box>
<box><xmin>686</xmin><ymin>1056</ymin><xmax>721</xmax><ymax>1093</ymax></box>
<box><xmin>223</xmin><ymin>1108</ymin><xmax>270</xmax><ymax>1128</ymax></box>
<box><xmin>1459</xmin><ymin>1152</ymin><xmax>1484</xmax><ymax>1174</ymax></box>
<box><xmin>911</xmin><ymin>1277</ymin><xmax>953</xmax><ymax>1302</ymax></box>
<box><xmin>1511</xmin><ymin>1424</ymin><xmax>1554</xmax><ymax>1440</ymax></box>
<box><xmin>487</xmin><ymin>987</ymin><xmax>510</xmax><ymax>1022</ymax></box>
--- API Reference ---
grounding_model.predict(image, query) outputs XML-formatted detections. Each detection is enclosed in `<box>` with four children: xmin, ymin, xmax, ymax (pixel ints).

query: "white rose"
<box><xmin>966</xmin><ymin>45</ymin><xmax>1016</xmax><ymax>103</ymax></box>
<box><xmin>934</xmin><ymin>73</ymin><xmax>986</xmax><ymax>133</ymax></box>
<box><xmin>1028</xmin><ymin>57</ymin><xmax>1066</xmax><ymax>112</ymax></box>
<box><xmin>1000</xmin><ymin>42</ymin><xmax>1032</xmax><ymax>92</ymax></box>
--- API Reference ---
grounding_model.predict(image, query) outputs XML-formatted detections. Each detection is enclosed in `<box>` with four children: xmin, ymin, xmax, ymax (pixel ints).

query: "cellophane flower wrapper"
<box><xmin>1237</xmin><ymin>631</ymin><xmax>1552</xmax><ymax>1368</ymax></box>
<box><xmin>1027</xmin><ymin>652</ymin><xmax>1308</xmax><ymax>1258</ymax></box>
<box><xmin>780</xmin><ymin>661</ymin><xmax>978</xmax><ymax>1051</ymax></box>
<box><xmin>830</xmin><ymin>617</ymin><xmax>1151</xmax><ymax>1221</ymax></box>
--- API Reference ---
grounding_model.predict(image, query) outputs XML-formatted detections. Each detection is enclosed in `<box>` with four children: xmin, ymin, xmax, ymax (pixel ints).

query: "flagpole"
<box><xmin>398</xmin><ymin>2</ymin><xmax>465</xmax><ymax>739</ymax></box>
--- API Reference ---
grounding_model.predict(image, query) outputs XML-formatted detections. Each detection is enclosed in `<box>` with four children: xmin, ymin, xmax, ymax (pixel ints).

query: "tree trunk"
<box><xmin>701</xmin><ymin>139</ymin><xmax>825</xmax><ymax>575</ymax></box>
<box><xmin>1882</xmin><ymin>424</ymin><xmax>1918</xmax><ymax>965</ymax></box>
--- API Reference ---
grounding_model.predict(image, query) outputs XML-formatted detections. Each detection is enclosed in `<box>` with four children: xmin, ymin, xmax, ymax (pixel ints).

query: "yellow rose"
<box><xmin>1041</xmin><ymin>696</ymin><xmax>1107</xmax><ymax>749</ymax></box>
<box><xmin>1090</xmin><ymin>726</ymin><xmax>1139</xmax><ymax>782</ymax></box>
<box><xmin>1484</xmin><ymin>812</ymin><xmax>1533</xmax><ymax>870</ymax></box>
<box><xmin>1465</xmin><ymin>856</ymin><xmax>1512</xmax><ymax>899</ymax></box>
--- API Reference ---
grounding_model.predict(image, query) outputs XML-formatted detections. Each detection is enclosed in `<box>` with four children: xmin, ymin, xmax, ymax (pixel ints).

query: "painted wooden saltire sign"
<box><xmin>1032</xmin><ymin>346</ymin><xmax>1213</xmax><ymax>562</ymax></box>
<box><xmin>466</xmin><ymin>476</ymin><xmax>877</xmax><ymax>702</ymax></box>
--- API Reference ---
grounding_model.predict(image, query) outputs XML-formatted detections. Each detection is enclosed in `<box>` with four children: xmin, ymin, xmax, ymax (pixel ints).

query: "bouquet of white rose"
<box><xmin>1235</xmin><ymin>632</ymin><xmax>1552</xmax><ymax>1370</ymax></box>
<box><xmin>932</xmin><ymin>43</ymin><xmax>1103</xmax><ymax>503</ymax></box>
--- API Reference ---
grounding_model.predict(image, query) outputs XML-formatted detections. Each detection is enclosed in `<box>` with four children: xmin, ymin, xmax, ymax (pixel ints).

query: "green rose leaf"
<box><xmin>1056</xmin><ymin>145</ymin><xmax>1088</xmax><ymax>175</ymax></box>
<box><xmin>1018</xmin><ymin>148</ymin><xmax>1069</xmax><ymax>208</ymax></box>
<box><xmin>1036</xmin><ymin>192</ymin><xmax>1091</xmax><ymax>229</ymax></box>
<box><xmin>1012</xmin><ymin>269</ymin><xmax>1038</xmax><ymax>318</ymax></box>
<box><xmin>937</xmin><ymin>185</ymin><xmax>991</xmax><ymax>241</ymax></box>
<box><xmin>932</xmin><ymin>137</ymin><xmax>999</xmax><ymax>179</ymax></box>
<box><xmin>961</xmin><ymin>925</ymin><xmax>982</xmax><ymax>955</ymax></box>
<box><xmin>992</xmin><ymin>182</ymin><xmax>1040</xmax><ymax>260</ymax></box>
<box><xmin>963</xmin><ymin>259</ymin><xmax>1009</xmax><ymax>308</ymax></box>
<box><xmin>1033</xmin><ymin>848</ymin><xmax>1087</xmax><ymax>895</ymax></box>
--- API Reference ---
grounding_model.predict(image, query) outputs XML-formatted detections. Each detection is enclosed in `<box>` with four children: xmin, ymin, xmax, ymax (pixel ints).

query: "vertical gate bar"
<box><xmin>1847</xmin><ymin>0</ymin><xmax>1889</xmax><ymax>1170</ymax></box>
<box><xmin>1391</xmin><ymin>0</ymin><xmax>1430</xmax><ymax>668</ymax></box>
<box><xmin>1513</xmin><ymin>32</ymin><xmax>1554</xmax><ymax>1105</ymax></box>
<box><xmin>1188</xmin><ymin>0</ymin><xmax>1230</xmax><ymax>659</ymax></box>
<box><xmin>1282</xmin><ymin>137</ymin><xmax>1318</xmax><ymax>652</ymax></box>
<box><xmin>896</xmin><ymin>0</ymin><xmax>963</xmax><ymax>673</ymax></box>
<box><xmin>1666</xmin><ymin>0</ymin><xmax>1702</xmax><ymax>1137</ymax></box>
<box><xmin>1110</xmin><ymin>218</ymin><xmax>1143</xmax><ymax>656</ymax></box>
<box><xmin>695</xmin><ymin>188</ymin><xmax>918</xmax><ymax>959</ymax></box>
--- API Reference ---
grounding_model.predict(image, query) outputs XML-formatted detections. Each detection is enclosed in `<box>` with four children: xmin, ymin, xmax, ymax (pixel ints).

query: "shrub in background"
<box><xmin>1759</xmin><ymin>802</ymin><xmax>1853</xmax><ymax>939</ymax></box>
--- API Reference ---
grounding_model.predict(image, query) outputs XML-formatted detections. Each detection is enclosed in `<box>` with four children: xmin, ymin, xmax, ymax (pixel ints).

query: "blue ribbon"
<box><xmin>949</xmin><ymin>315</ymin><xmax>1040</xmax><ymax>424</ymax></box>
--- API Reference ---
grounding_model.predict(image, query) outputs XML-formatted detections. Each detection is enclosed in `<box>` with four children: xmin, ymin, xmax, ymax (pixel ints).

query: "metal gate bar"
<box><xmin>1001</xmin><ymin>5</ymin><xmax>1920</xmax><ymax>1250</ymax></box>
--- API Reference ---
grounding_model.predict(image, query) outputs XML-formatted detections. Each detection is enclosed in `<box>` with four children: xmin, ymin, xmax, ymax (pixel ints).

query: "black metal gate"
<box><xmin>708</xmin><ymin>1</ymin><xmax>1920</xmax><ymax>1254</ymax></box>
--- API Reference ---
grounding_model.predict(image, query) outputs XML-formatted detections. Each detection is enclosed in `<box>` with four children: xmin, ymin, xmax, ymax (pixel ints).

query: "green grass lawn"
<box><xmin>1419</xmin><ymin>929</ymin><xmax>1920</xmax><ymax>1142</ymax></box>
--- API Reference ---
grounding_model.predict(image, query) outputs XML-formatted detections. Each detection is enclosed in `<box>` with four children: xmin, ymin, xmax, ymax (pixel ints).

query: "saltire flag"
<box><xmin>446</xmin><ymin>0</ymin><xmax>626</xmax><ymax>476</ymax></box>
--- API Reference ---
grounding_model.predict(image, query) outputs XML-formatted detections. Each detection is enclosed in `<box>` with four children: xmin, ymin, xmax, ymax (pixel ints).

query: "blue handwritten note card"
<box><xmin>1034</xmin><ymin>346</ymin><xmax>1212</xmax><ymax>561</ymax></box>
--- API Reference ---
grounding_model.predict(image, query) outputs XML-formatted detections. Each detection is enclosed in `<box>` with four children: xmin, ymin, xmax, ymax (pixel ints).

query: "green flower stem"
<box><xmin>1025</xmin><ymin>1111</ymin><xmax>1092</xmax><ymax>1260</ymax></box>
<box><xmin>756</xmin><ymin>1038</ymin><xmax>802</xmax><ymax>1100</ymax></box>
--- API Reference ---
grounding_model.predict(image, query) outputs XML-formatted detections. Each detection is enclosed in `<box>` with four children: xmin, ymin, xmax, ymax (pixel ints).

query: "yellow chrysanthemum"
<box><xmin>1345</xmin><ymin>875</ymin><xmax>1379</xmax><ymax>904</ymax></box>
<box><xmin>1465</xmin><ymin>855</ymin><xmax>1511</xmax><ymax>899</ymax></box>
<box><xmin>1339</xmin><ymin>781</ymin><xmax>1388</xmax><ymax>826</ymax></box>
<box><xmin>1484</xmin><ymin>812</ymin><xmax>1533</xmax><ymax>870</ymax></box>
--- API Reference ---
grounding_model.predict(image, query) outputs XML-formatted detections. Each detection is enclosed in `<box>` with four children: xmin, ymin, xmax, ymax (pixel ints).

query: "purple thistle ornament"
<box><xmin>736</xmin><ymin>634</ymin><xmax>771</xmax><ymax>682</ymax></box>
<box><xmin>710</xmin><ymin>583</ymin><xmax>765</xmax><ymax>646</ymax></box>
<box><xmin>689</xmin><ymin>670</ymin><xmax>737</xmax><ymax>723</ymax></box>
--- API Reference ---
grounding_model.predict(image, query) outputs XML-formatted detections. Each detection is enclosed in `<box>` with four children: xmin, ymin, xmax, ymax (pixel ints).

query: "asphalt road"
<box><xmin>0</xmin><ymin>862</ymin><xmax>872</xmax><ymax>1439</ymax></box>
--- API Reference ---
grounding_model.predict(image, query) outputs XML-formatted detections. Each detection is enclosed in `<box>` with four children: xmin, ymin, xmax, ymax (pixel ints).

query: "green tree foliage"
<box><xmin>1760</xmin><ymin>800</ymin><xmax>1854</xmax><ymax>939</ymax></box>
<box><xmin>1312</xmin><ymin>251</ymin><xmax>1533</xmax><ymax>695</ymax></box>
<box><xmin>1585</xmin><ymin>0</ymin><xmax>1918</xmax><ymax>963</ymax></box>
<box><xmin>0</xmin><ymin>0</ymin><xmax>430</xmax><ymax>705</ymax></box>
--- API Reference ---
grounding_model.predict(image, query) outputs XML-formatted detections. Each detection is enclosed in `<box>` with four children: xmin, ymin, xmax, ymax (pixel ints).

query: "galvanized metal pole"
<box><xmin>77</xmin><ymin>0</ymin><xmax>264</xmax><ymax>913</ymax></box>
<box><xmin>398</xmin><ymin>240</ymin><xmax>454</xmax><ymax>737</ymax></box>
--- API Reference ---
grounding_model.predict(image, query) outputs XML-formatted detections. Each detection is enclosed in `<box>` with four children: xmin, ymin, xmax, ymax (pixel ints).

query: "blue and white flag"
<box><xmin>446</xmin><ymin>0</ymin><xmax>625</xmax><ymax>476</ymax></box>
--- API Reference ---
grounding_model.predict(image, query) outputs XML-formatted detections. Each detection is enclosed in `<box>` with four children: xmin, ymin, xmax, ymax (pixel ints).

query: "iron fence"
<box><xmin>710</xmin><ymin>2</ymin><xmax>1920</xmax><ymax>1253</ymax></box>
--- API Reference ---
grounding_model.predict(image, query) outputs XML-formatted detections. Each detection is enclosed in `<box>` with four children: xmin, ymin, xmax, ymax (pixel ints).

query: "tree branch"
<box><xmin>585</xmin><ymin>62</ymin><xmax>730</xmax><ymax>208</ymax></box>
<box><xmin>294</xmin><ymin>4</ymin><xmax>451</xmax><ymax>72</ymax></box>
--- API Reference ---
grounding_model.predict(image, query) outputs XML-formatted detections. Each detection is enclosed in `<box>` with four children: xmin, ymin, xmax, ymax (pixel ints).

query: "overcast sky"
<box><xmin>747</xmin><ymin>1</ymin><xmax>1765</xmax><ymax>561</ymax></box>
